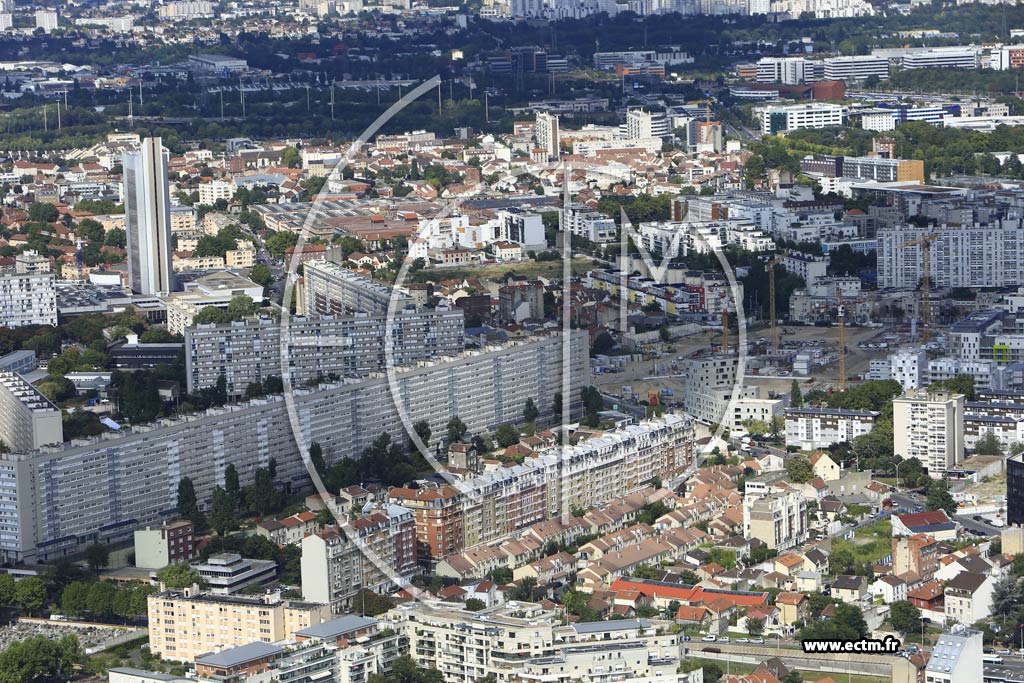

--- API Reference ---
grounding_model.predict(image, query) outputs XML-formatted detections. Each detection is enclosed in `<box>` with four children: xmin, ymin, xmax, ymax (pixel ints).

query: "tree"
<box><xmin>265</xmin><ymin>231</ymin><xmax>299</xmax><ymax>259</ymax></box>
<box><xmin>309</xmin><ymin>441</ymin><xmax>327</xmax><ymax>479</ymax></box>
<box><xmin>889</xmin><ymin>600</ymin><xmax>922</xmax><ymax>634</ymax></box>
<box><xmin>249</xmin><ymin>263</ymin><xmax>273</xmax><ymax>288</ymax></box>
<box><xmin>495</xmin><ymin>423</ymin><xmax>520</xmax><ymax>448</ymax></box>
<box><xmin>0</xmin><ymin>573</ymin><xmax>14</xmax><ymax>607</ymax></box>
<box><xmin>248</xmin><ymin>466</ymin><xmax>280</xmax><ymax>516</ymax></box>
<box><xmin>974</xmin><ymin>432</ymin><xmax>1003</xmax><ymax>456</ymax></box>
<box><xmin>353</xmin><ymin>589</ymin><xmax>394</xmax><ymax>616</ymax></box>
<box><xmin>14</xmin><ymin>577</ymin><xmax>47</xmax><ymax>614</ymax></box>
<box><xmin>747</xmin><ymin>616</ymin><xmax>765</xmax><ymax>637</ymax></box>
<box><xmin>0</xmin><ymin>635</ymin><xmax>82</xmax><ymax>683</ymax></box>
<box><xmin>224</xmin><ymin>463</ymin><xmax>240</xmax><ymax>508</ymax></box>
<box><xmin>86</xmin><ymin>582</ymin><xmax>116</xmax><ymax>615</ymax></box>
<box><xmin>28</xmin><ymin>203</ymin><xmax>59</xmax><ymax>223</ymax></box>
<box><xmin>104</xmin><ymin>227</ymin><xmax>126</xmax><ymax>248</ymax></box>
<box><xmin>210</xmin><ymin>486</ymin><xmax>236</xmax><ymax>536</ymax></box>
<box><xmin>702</xmin><ymin>663</ymin><xmax>723</xmax><ymax>683</ymax></box>
<box><xmin>84</xmin><ymin>543</ymin><xmax>109</xmax><ymax>575</ymax></box>
<box><xmin>552</xmin><ymin>392</ymin><xmax>563</xmax><ymax>417</ymax></box>
<box><xmin>156</xmin><ymin>563</ymin><xmax>201</xmax><ymax>589</ymax></box>
<box><xmin>446</xmin><ymin>416</ymin><xmax>467</xmax><ymax>444</ymax></box>
<box><xmin>592</xmin><ymin>331</ymin><xmax>615</xmax><ymax>355</ymax></box>
<box><xmin>61</xmin><ymin>581</ymin><xmax>91</xmax><ymax>617</ymax></box>
<box><xmin>523</xmin><ymin>398</ymin><xmax>539</xmax><ymax>423</ymax></box>
<box><xmin>464</xmin><ymin>598</ymin><xmax>486</xmax><ymax>611</ymax></box>
<box><xmin>281</xmin><ymin>146</ymin><xmax>302</xmax><ymax>168</ymax></box>
<box><xmin>926</xmin><ymin>477</ymin><xmax>957</xmax><ymax>517</ymax></box>
<box><xmin>790</xmin><ymin>379</ymin><xmax>803</xmax><ymax>408</ymax></box>
<box><xmin>786</xmin><ymin>457</ymin><xmax>814</xmax><ymax>483</ymax></box>
<box><xmin>992</xmin><ymin>576</ymin><xmax>1023</xmax><ymax>618</ymax></box>
<box><xmin>176</xmin><ymin>476</ymin><xmax>204</xmax><ymax>528</ymax></box>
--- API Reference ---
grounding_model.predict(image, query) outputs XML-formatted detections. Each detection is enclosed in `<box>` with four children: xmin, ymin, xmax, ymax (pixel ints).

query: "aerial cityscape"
<box><xmin>3</xmin><ymin>0</ymin><xmax>1024</xmax><ymax>682</ymax></box>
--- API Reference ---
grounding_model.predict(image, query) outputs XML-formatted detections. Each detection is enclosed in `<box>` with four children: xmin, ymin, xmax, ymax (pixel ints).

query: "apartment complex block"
<box><xmin>384</xmin><ymin>602</ymin><xmax>688</xmax><ymax>683</ymax></box>
<box><xmin>303</xmin><ymin>260</ymin><xmax>414</xmax><ymax>315</ymax></box>
<box><xmin>560</xmin><ymin>204</ymin><xmax>617</xmax><ymax>243</ymax></box>
<box><xmin>184</xmin><ymin>308</ymin><xmax>465</xmax><ymax>395</ymax></box>
<box><xmin>892</xmin><ymin>391</ymin><xmax>965</xmax><ymax>476</ymax></box>
<box><xmin>147</xmin><ymin>587</ymin><xmax>330</xmax><ymax>662</ymax></box>
<box><xmin>784</xmin><ymin>406</ymin><xmax>880</xmax><ymax>450</ymax></box>
<box><xmin>0</xmin><ymin>333</ymin><xmax>588</xmax><ymax>563</ymax></box>
<box><xmin>0</xmin><ymin>371</ymin><xmax>63</xmax><ymax>452</ymax></box>
<box><xmin>301</xmin><ymin>504</ymin><xmax>418</xmax><ymax>612</ymax></box>
<box><xmin>878</xmin><ymin>220</ymin><xmax>1024</xmax><ymax>289</ymax></box>
<box><xmin>133</xmin><ymin>519</ymin><xmax>196</xmax><ymax>569</ymax></box>
<box><xmin>388</xmin><ymin>414</ymin><xmax>696</xmax><ymax>569</ymax></box>
<box><xmin>0</xmin><ymin>257</ymin><xmax>57</xmax><ymax>328</ymax></box>
<box><xmin>799</xmin><ymin>154</ymin><xmax>924</xmax><ymax>183</ymax></box>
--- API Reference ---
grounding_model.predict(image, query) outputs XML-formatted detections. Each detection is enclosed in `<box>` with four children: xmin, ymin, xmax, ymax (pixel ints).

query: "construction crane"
<box><xmin>837</xmin><ymin>283</ymin><xmax>847</xmax><ymax>392</ymax></box>
<box><xmin>767</xmin><ymin>250</ymin><xmax>789</xmax><ymax>353</ymax></box>
<box><xmin>688</xmin><ymin>99</ymin><xmax>713</xmax><ymax>123</ymax></box>
<box><xmin>899</xmin><ymin>234</ymin><xmax>937</xmax><ymax>342</ymax></box>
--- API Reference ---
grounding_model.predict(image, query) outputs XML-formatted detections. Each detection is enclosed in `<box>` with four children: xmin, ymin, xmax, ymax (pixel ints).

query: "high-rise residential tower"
<box><xmin>124</xmin><ymin>137</ymin><xmax>174</xmax><ymax>295</ymax></box>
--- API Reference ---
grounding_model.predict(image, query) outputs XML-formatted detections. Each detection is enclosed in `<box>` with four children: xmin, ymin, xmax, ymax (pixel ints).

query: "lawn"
<box><xmin>831</xmin><ymin>519</ymin><xmax>893</xmax><ymax>564</ymax></box>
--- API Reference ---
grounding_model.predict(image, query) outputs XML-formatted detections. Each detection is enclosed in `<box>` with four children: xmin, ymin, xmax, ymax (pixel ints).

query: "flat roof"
<box><xmin>195</xmin><ymin>641</ymin><xmax>282</xmax><ymax>668</ymax></box>
<box><xmin>295</xmin><ymin>615</ymin><xmax>377</xmax><ymax>639</ymax></box>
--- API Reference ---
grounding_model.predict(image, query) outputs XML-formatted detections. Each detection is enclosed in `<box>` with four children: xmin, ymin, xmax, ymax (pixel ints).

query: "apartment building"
<box><xmin>626</xmin><ymin>109</ymin><xmax>670</xmax><ymax>139</ymax></box>
<box><xmin>303</xmin><ymin>260</ymin><xmax>414</xmax><ymax>315</ymax></box>
<box><xmin>390</xmin><ymin>414</ymin><xmax>694</xmax><ymax>568</ymax></box>
<box><xmin>892</xmin><ymin>391</ymin><xmax>965</xmax><ymax>476</ymax></box>
<box><xmin>0</xmin><ymin>333</ymin><xmax>588</xmax><ymax>563</ymax></box>
<box><xmin>924</xmin><ymin>629</ymin><xmax>983</xmax><ymax>683</ymax></box>
<box><xmin>164</xmin><ymin>271</ymin><xmax>266</xmax><ymax>334</ymax></box>
<box><xmin>0</xmin><ymin>372</ymin><xmax>62</xmax><ymax>452</ymax></box>
<box><xmin>799</xmin><ymin>154</ymin><xmax>924</xmax><ymax>183</ymax></box>
<box><xmin>535</xmin><ymin>111</ymin><xmax>560</xmax><ymax>160</ymax></box>
<box><xmin>877</xmin><ymin>221</ymin><xmax>1024</xmax><ymax>289</ymax></box>
<box><xmin>386</xmin><ymin>601</ymin><xmax>686</xmax><ymax>683</ymax></box>
<box><xmin>743</xmin><ymin>480</ymin><xmax>807</xmax><ymax>550</ymax></box>
<box><xmin>147</xmin><ymin>587</ymin><xmax>330</xmax><ymax>662</ymax></box>
<box><xmin>494</xmin><ymin>209</ymin><xmax>546</xmax><ymax>251</ymax></box>
<box><xmin>943</xmin><ymin>572</ymin><xmax>994</xmax><ymax>625</ymax></box>
<box><xmin>184</xmin><ymin>308</ymin><xmax>465</xmax><ymax>395</ymax></box>
<box><xmin>760</xmin><ymin>103</ymin><xmax>848</xmax><ymax>135</ymax></box>
<box><xmin>134</xmin><ymin>519</ymin><xmax>196</xmax><ymax>569</ymax></box>
<box><xmin>198</xmin><ymin>180</ymin><xmax>235</xmax><ymax>206</ymax></box>
<box><xmin>755</xmin><ymin>57</ymin><xmax>809</xmax><ymax>84</ymax></box>
<box><xmin>0</xmin><ymin>255</ymin><xmax>57</xmax><ymax>328</ymax></box>
<box><xmin>560</xmin><ymin>204</ymin><xmax>617</xmax><ymax>243</ymax></box>
<box><xmin>300</xmin><ymin>505</ymin><xmax>417</xmax><ymax>613</ymax></box>
<box><xmin>892</xmin><ymin>533</ymin><xmax>940</xmax><ymax>581</ymax></box>
<box><xmin>784</xmin><ymin>406</ymin><xmax>879</xmax><ymax>450</ymax></box>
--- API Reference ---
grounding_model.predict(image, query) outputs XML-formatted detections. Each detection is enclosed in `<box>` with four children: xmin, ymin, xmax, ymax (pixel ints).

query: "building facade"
<box><xmin>892</xmin><ymin>391</ymin><xmax>965</xmax><ymax>476</ymax></box>
<box><xmin>125</xmin><ymin>137</ymin><xmax>175</xmax><ymax>295</ymax></box>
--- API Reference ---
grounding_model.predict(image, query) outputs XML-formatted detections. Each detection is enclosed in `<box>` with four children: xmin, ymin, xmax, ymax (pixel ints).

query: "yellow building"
<box><xmin>147</xmin><ymin>586</ymin><xmax>330</xmax><ymax>663</ymax></box>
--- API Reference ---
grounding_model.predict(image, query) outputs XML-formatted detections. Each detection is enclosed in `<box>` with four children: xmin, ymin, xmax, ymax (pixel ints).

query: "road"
<box><xmin>954</xmin><ymin>513</ymin><xmax>1003</xmax><ymax>538</ymax></box>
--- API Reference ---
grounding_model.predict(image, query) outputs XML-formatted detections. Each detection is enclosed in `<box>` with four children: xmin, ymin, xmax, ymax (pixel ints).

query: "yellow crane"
<box><xmin>768</xmin><ymin>250</ymin><xmax>789</xmax><ymax>353</ymax></box>
<box><xmin>899</xmin><ymin>234</ymin><xmax>937</xmax><ymax>342</ymax></box>
<box><xmin>688</xmin><ymin>99</ymin><xmax>713</xmax><ymax>123</ymax></box>
<box><xmin>837</xmin><ymin>283</ymin><xmax>847</xmax><ymax>391</ymax></box>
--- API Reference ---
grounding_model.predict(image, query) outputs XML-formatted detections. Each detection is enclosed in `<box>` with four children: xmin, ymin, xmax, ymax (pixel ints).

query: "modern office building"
<box><xmin>302</xmin><ymin>260</ymin><xmax>413</xmax><ymax>316</ymax></box>
<box><xmin>0</xmin><ymin>333</ymin><xmax>588</xmax><ymax>563</ymax></box>
<box><xmin>902</xmin><ymin>48</ymin><xmax>978</xmax><ymax>70</ymax></box>
<box><xmin>799</xmin><ymin>154</ymin><xmax>924</xmax><ymax>183</ymax></box>
<box><xmin>0</xmin><ymin>372</ymin><xmax>62</xmax><ymax>452</ymax></box>
<box><xmin>822</xmin><ymin>55</ymin><xmax>890</xmax><ymax>81</ymax></box>
<box><xmin>125</xmin><ymin>137</ymin><xmax>174</xmax><ymax>295</ymax></box>
<box><xmin>755</xmin><ymin>57</ymin><xmax>809</xmax><ymax>85</ymax></box>
<box><xmin>0</xmin><ymin>350</ymin><xmax>37</xmax><ymax>375</ymax></box>
<box><xmin>184</xmin><ymin>308</ymin><xmax>466</xmax><ymax>395</ymax></box>
<box><xmin>892</xmin><ymin>391</ymin><xmax>965</xmax><ymax>476</ymax></box>
<box><xmin>147</xmin><ymin>587</ymin><xmax>330</xmax><ymax>662</ymax></box>
<box><xmin>191</xmin><ymin>553</ymin><xmax>277</xmax><ymax>595</ymax></box>
<box><xmin>760</xmin><ymin>103</ymin><xmax>848</xmax><ymax>135</ymax></box>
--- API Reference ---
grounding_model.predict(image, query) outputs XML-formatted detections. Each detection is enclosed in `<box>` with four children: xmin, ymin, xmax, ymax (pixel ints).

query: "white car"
<box><xmin>736</xmin><ymin>638</ymin><xmax>749</xmax><ymax>644</ymax></box>
<box><xmin>702</xmin><ymin>635</ymin><xmax>716</xmax><ymax>642</ymax></box>
<box><xmin>717</xmin><ymin>637</ymin><xmax>730</xmax><ymax>643</ymax></box>
<box><xmin>751</xmin><ymin>637</ymin><xmax>765</xmax><ymax>645</ymax></box>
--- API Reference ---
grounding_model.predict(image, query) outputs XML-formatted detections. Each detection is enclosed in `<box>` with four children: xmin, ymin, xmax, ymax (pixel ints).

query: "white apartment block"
<box><xmin>901</xmin><ymin>48</ymin><xmax>978</xmax><ymax>70</ymax></box>
<box><xmin>0</xmin><ymin>333</ymin><xmax>588</xmax><ymax>563</ymax></box>
<box><xmin>892</xmin><ymin>391</ymin><xmax>965</xmax><ymax>476</ymax></box>
<box><xmin>756</xmin><ymin>57</ymin><xmax>808</xmax><ymax>85</ymax></box>
<box><xmin>743</xmin><ymin>484</ymin><xmax>807</xmax><ymax>550</ymax></box>
<box><xmin>561</xmin><ymin>204</ymin><xmax>617</xmax><ymax>243</ymax></box>
<box><xmin>760</xmin><ymin>103</ymin><xmax>848</xmax><ymax>135</ymax></box>
<box><xmin>0</xmin><ymin>372</ymin><xmax>63</xmax><ymax>452</ymax></box>
<box><xmin>924</xmin><ymin>629</ymin><xmax>983</xmax><ymax>683</ymax></box>
<box><xmin>303</xmin><ymin>260</ymin><xmax>414</xmax><ymax>316</ymax></box>
<box><xmin>184</xmin><ymin>308</ymin><xmax>465</xmax><ymax>395</ymax></box>
<box><xmin>384</xmin><ymin>602</ymin><xmax>689</xmax><ymax>683</ymax></box>
<box><xmin>0</xmin><ymin>270</ymin><xmax>57</xmax><ymax>329</ymax></box>
<box><xmin>536</xmin><ymin>111</ymin><xmax>560</xmax><ymax>160</ymax></box>
<box><xmin>778</xmin><ymin>251</ymin><xmax>829</xmax><ymax>285</ymax></box>
<box><xmin>877</xmin><ymin>221</ymin><xmax>1024</xmax><ymax>289</ymax></box>
<box><xmin>890</xmin><ymin>348</ymin><xmax>927</xmax><ymax>391</ymax></box>
<box><xmin>198</xmin><ymin>180</ymin><xmax>235</xmax><ymax>206</ymax></box>
<box><xmin>626</xmin><ymin>109</ymin><xmax>671</xmax><ymax>139</ymax></box>
<box><xmin>34</xmin><ymin>9</ymin><xmax>57</xmax><ymax>32</ymax></box>
<box><xmin>784</xmin><ymin>406</ymin><xmax>880</xmax><ymax>450</ymax></box>
<box><xmin>494</xmin><ymin>209</ymin><xmax>546</xmax><ymax>251</ymax></box>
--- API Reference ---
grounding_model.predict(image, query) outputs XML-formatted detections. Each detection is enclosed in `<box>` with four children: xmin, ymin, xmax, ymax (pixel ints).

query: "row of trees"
<box><xmin>0</xmin><ymin>635</ymin><xmax>83</xmax><ymax>683</ymax></box>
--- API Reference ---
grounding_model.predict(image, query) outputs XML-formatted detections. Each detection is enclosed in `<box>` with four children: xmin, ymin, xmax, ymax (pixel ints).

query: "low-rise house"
<box><xmin>944</xmin><ymin>571</ymin><xmax>995</xmax><ymax>625</ymax></box>
<box><xmin>830</xmin><ymin>575</ymin><xmax>867</xmax><ymax>604</ymax></box>
<box><xmin>870</xmin><ymin>574</ymin><xmax>908</xmax><ymax>604</ymax></box>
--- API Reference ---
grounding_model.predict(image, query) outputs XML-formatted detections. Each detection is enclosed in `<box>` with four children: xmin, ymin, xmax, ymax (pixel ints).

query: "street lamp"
<box><xmin>895</xmin><ymin>458</ymin><xmax>906</xmax><ymax>491</ymax></box>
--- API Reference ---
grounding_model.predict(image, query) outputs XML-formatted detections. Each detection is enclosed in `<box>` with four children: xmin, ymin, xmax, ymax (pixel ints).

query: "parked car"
<box><xmin>718</xmin><ymin>636</ymin><xmax>730</xmax><ymax>643</ymax></box>
<box><xmin>736</xmin><ymin>638</ymin><xmax>749</xmax><ymax>644</ymax></box>
<box><xmin>751</xmin><ymin>637</ymin><xmax>765</xmax><ymax>645</ymax></box>
<box><xmin>702</xmin><ymin>635</ymin><xmax>716</xmax><ymax>642</ymax></box>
